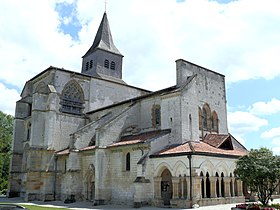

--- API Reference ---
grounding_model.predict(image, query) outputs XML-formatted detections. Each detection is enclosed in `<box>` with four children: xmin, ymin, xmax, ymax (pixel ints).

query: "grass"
<box><xmin>0</xmin><ymin>203</ymin><xmax>69</xmax><ymax>210</ymax></box>
<box><xmin>21</xmin><ymin>205</ymin><xmax>69</xmax><ymax>210</ymax></box>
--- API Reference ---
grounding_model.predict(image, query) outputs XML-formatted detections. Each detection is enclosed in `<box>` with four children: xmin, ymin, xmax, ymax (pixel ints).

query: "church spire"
<box><xmin>81</xmin><ymin>12</ymin><xmax>124</xmax><ymax>81</ymax></box>
<box><xmin>82</xmin><ymin>12</ymin><xmax>122</xmax><ymax>58</ymax></box>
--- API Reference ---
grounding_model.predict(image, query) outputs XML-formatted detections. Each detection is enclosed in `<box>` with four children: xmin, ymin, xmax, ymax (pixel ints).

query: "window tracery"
<box><xmin>61</xmin><ymin>80</ymin><xmax>84</xmax><ymax>115</ymax></box>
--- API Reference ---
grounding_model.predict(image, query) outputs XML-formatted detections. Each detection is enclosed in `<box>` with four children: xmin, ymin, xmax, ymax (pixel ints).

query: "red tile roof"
<box><xmin>55</xmin><ymin>148</ymin><xmax>70</xmax><ymax>155</ymax></box>
<box><xmin>80</xmin><ymin>145</ymin><xmax>96</xmax><ymax>151</ymax></box>
<box><xmin>203</xmin><ymin>134</ymin><xmax>229</xmax><ymax>148</ymax></box>
<box><xmin>153</xmin><ymin>133</ymin><xmax>248</xmax><ymax>158</ymax></box>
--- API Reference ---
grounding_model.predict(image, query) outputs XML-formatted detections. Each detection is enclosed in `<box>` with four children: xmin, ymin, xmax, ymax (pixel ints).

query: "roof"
<box><xmin>202</xmin><ymin>134</ymin><xmax>229</xmax><ymax>148</ymax></box>
<box><xmin>83</xmin><ymin>12</ymin><xmax>122</xmax><ymax>57</ymax></box>
<box><xmin>108</xmin><ymin>129</ymin><xmax>171</xmax><ymax>147</ymax></box>
<box><xmin>21</xmin><ymin>66</ymin><xmax>150</xmax><ymax>97</ymax></box>
<box><xmin>55</xmin><ymin>148</ymin><xmax>70</xmax><ymax>155</ymax></box>
<box><xmin>151</xmin><ymin>134</ymin><xmax>247</xmax><ymax>158</ymax></box>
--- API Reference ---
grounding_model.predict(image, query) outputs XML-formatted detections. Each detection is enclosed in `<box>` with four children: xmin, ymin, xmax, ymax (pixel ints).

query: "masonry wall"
<box><xmin>177</xmin><ymin>59</ymin><xmax>228</xmax><ymax>142</ymax></box>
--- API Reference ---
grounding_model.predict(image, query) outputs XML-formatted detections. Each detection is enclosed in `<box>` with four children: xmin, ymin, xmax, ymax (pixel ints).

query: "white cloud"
<box><xmin>260</xmin><ymin>127</ymin><xmax>280</xmax><ymax>154</ymax></box>
<box><xmin>0</xmin><ymin>83</ymin><xmax>20</xmax><ymax>115</ymax></box>
<box><xmin>1</xmin><ymin>0</ymin><xmax>280</xmax><ymax>114</ymax></box>
<box><xmin>261</xmin><ymin>127</ymin><xmax>280</xmax><ymax>139</ymax></box>
<box><xmin>228</xmin><ymin>111</ymin><xmax>268</xmax><ymax>136</ymax></box>
<box><xmin>249</xmin><ymin>98</ymin><xmax>280</xmax><ymax>116</ymax></box>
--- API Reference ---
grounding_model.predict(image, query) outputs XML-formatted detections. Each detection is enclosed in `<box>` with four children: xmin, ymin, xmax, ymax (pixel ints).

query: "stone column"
<box><xmin>192</xmin><ymin>176</ymin><xmax>202</xmax><ymax>203</ymax></box>
<box><xmin>237</xmin><ymin>180</ymin><xmax>243</xmax><ymax>196</ymax></box>
<box><xmin>231</xmin><ymin>179</ymin><xmax>235</xmax><ymax>197</ymax></box>
<box><xmin>202</xmin><ymin>178</ymin><xmax>206</xmax><ymax>198</ymax></box>
<box><xmin>180</xmin><ymin>178</ymin><xmax>184</xmax><ymax>199</ymax></box>
<box><xmin>186</xmin><ymin>178</ymin><xmax>190</xmax><ymax>200</ymax></box>
<box><xmin>154</xmin><ymin>177</ymin><xmax>162</xmax><ymax>199</ymax></box>
<box><xmin>172</xmin><ymin>177</ymin><xmax>179</xmax><ymax>199</ymax></box>
<box><xmin>224</xmin><ymin>177</ymin><xmax>231</xmax><ymax>197</ymax></box>
<box><xmin>218</xmin><ymin>177</ymin><xmax>222</xmax><ymax>197</ymax></box>
<box><xmin>210</xmin><ymin>177</ymin><xmax>217</xmax><ymax>198</ymax></box>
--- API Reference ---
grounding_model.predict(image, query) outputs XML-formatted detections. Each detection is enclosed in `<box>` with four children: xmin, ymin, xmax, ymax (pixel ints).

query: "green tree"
<box><xmin>234</xmin><ymin>148</ymin><xmax>280</xmax><ymax>206</ymax></box>
<box><xmin>0</xmin><ymin>111</ymin><xmax>14</xmax><ymax>195</ymax></box>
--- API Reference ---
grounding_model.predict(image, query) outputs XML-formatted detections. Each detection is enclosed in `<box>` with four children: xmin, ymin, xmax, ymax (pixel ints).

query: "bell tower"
<box><xmin>81</xmin><ymin>12</ymin><xmax>123</xmax><ymax>81</ymax></box>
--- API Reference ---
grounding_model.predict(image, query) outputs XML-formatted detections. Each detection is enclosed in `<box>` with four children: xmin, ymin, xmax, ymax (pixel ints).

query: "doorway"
<box><xmin>161</xmin><ymin>168</ymin><xmax>172</xmax><ymax>206</ymax></box>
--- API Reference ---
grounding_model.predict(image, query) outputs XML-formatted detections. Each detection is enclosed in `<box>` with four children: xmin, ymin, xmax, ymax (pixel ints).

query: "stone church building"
<box><xmin>9</xmin><ymin>12</ymin><xmax>247</xmax><ymax>208</ymax></box>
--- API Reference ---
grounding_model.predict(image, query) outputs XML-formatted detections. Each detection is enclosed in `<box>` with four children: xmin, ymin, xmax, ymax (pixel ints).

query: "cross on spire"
<box><xmin>105</xmin><ymin>0</ymin><xmax>107</xmax><ymax>12</ymax></box>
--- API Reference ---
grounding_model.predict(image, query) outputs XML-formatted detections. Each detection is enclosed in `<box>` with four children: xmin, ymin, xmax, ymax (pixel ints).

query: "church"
<box><xmin>9</xmin><ymin>12</ymin><xmax>248</xmax><ymax>208</ymax></box>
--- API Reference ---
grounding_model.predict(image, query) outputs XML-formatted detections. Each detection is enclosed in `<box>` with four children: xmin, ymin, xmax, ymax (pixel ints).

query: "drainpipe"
<box><xmin>187</xmin><ymin>154</ymin><xmax>193</xmax><ymax>208</ymax></box>
<box><xmin>53</xmin><ymin>155</ymin><xmax>58</xmax><ymax>201</ymax></box>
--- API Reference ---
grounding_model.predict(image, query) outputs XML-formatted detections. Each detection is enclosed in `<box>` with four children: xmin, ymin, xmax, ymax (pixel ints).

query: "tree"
<box><xmin>234</xmin><ymin>148</ymin><xmax>280</xmax><ymax>206</ymax></box>
<box><xmin>0</xmin><ymin>111</ymin><xmax>14</xmax><ymax>195</ymax></box>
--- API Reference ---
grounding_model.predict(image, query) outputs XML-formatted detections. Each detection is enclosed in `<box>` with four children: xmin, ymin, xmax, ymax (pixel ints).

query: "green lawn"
<box><xmin>21</xmin><ymin>205</ymin><xmax>69</xmax><ymax>210</ymax></box>
<box><xmin>0</xmin><ymin>203</ymin><xmax>69</xmax><ymax>210</ymax></box>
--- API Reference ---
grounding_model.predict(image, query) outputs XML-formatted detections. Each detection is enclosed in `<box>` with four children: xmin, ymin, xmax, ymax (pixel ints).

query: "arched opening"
<box><xmin>200</xmin><ymin>172</ymin><xmax>205</xmax><ymax>198</ymax></box>
<box><xmin>178</xmin><ymin>175</ymin><xmax>182</xmax><ymax>198</ymax></box>
<box><xmin>206</xmin><ymin>172</ymin><xmax>211</xmax><ymax>198</ymax></box>
<box><xmin>85</xmin><ymin>164</ymin><xmax>95</xmax><ymax>201</ymax></box>
<box><xmin>161</xmin><ymin>168</ymin><xmax>172</xmax><ymax>206</ymax></box>
<box><xmin>183</xmin><ymin>174</ymin><xmax>187</xmax><ymax>199</ymax></box>
<box><xmin>221</xmin><ymin>172</ymin><xmax>225</xmax><ymax>197</ymax></box>
<box><xmin>216</xmin><ymin>172</ymin><xmax>220</xmax><ymax>197</ymax></box>
<box><xmin>234</xmin><ymin>178</ymin><xmax>238</xmax><ymax>196</ymax></box>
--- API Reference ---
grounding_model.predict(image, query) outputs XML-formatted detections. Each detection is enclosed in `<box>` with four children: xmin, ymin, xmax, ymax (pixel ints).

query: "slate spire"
<box><xmin>81</xmin><ymin>12</ymin><xmax>123</xmax><ymax>81</ymax></box>
<box><xmin>83</xmin><ymin>12</ymin><xmax>122</xmax><ymax>57</ymax></box>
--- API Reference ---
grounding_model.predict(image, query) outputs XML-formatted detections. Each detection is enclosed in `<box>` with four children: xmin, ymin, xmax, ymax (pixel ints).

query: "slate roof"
<box><xmin>83</xmin><ymin>12</ymin><xmax>122</xmax><ymax>57</ymax></box>
<box><xmin>108</xmin><ymin>129</ymin><xmax>171</xmax><ymax>147</ymax></box>
<box><xmin>151</xmin><ymin>133</ymin><xmax>247</xmax><ymax>158</ymax></box>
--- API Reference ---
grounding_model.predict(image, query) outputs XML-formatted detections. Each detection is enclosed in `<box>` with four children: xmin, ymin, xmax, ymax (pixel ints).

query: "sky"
<box><xmin>0</xmin><ymin>0</ymin><xmax>280</xmax><ymax>153</ymax></box>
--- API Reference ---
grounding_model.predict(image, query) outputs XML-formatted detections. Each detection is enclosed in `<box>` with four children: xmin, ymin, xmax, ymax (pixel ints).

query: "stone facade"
<box><xmin>9</xmin><ymin>12</ymin><xmax>247</xmax><ymax>208</ymax></box>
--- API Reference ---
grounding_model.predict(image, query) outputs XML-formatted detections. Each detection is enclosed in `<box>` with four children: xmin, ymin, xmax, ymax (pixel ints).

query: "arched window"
<box><xmin>211</xmin><ymin>111</ymin><xmax>219</xmax><ymax>132</ymax></box>
<box><xmin>202</xmin><ymin>103</ymin><xmax>211</xmax><ymax>130</ymax></box>
<box><xmin>61</xmin><ymin>80</ymin><xmax>84</xmax><ymax>115</ymax></box>
<box><xmin>104</xmin><ymin>59</ymin><xmax>109</xmax><ymax>68</ymax></box>
<box><xmin>203</xmin><ymin>108</ymin><xmax>207</xmax><ymax>129</ymax></box>
<box><xmin>89</xmin><ymin>60</ymin><xmax>93</xmax><ymax>69</ymax></box>
<box><xmin>86</xmin><ymin>61</ymin><xmax>89</xmax><ymax>70</ymax></box>
<box><xmin>126</xmin><ymin>152</ymin><xmax>130</xmax><ymax>171</ymax></box>
<box><xmin>206</xmin><ymin>172</ymin><xmax>211</xmax><ymax>198</ymax></box>
<box><xmin>110</xmin><ymin>61</ymin><xmax>115</xmax><ymax>70</ymax></box>
<box><xmin>216</xmin><ymin>172</ymin><xmax>220</xmax><ymax>197</ymax></box>
<box><xmin>152</xmin><ymin>105</ymin><xmax>161</xmax><ymax>127</ymax></box>
<box><xmin>198</xmin><ymin>107</ymin><xmax>203</xmax><ymax>130</ymax></box>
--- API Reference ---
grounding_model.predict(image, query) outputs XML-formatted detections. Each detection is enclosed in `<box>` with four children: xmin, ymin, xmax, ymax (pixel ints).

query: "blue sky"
<box><xmin>0</xmin><ymin>0</ymin><xmax>280</xmax><ymax>153</ymax></box>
